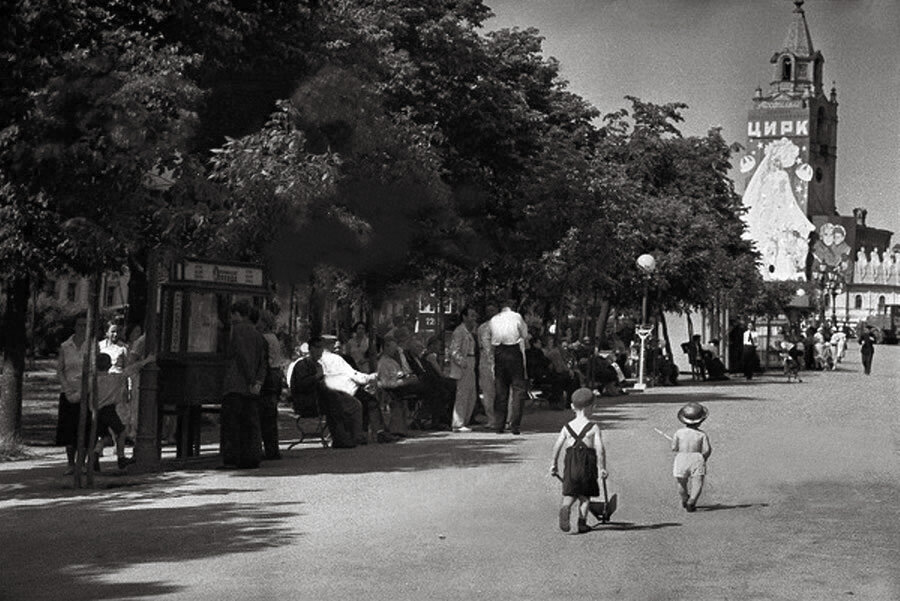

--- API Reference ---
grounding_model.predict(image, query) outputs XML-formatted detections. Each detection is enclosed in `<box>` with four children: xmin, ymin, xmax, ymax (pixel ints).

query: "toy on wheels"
<box><xmin>554</xmin><ymin>475</ymin><xmax>618</xmax><ymax>526</ymax></box>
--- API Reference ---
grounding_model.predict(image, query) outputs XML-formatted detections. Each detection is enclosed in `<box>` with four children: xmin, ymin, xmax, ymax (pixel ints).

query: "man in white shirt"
<box><xmin>741</xmin><ymin>322</ymin><xmax>758</xmax><ymax>380</ymax></box>
<box><xmin>477</xmin><ymin>303</ymin><xmax>498</xmax><ymax>430</ymax></box>
<box><xmin>488</xmin><ymin>295</ymin><xmax>529</xmax><ymax>434</ymax></box>
<box><xmin>317</xmin><ymin>337</ymin><xmax>396</xmax><ymax>446</ymax></box>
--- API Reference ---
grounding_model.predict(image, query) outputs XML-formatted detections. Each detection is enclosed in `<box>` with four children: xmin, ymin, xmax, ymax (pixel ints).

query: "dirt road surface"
<box><xmin>2</xmin><ymin>343</ymin><xmax>897</xmax><ymax>600</ymax></box>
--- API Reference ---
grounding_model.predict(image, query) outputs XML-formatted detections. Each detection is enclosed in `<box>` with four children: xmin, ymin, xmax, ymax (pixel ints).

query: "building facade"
<box><xmin>737</xmin><ymin>0</ymin><xmax>898</xmax><ymax>328</ymax></box>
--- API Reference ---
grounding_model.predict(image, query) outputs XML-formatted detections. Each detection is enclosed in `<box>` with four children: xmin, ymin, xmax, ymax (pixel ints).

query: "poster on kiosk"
<box><xmin>158</xmin><ymin>258</ymin><xmax>268</xmax><ymax>457</ymax></box>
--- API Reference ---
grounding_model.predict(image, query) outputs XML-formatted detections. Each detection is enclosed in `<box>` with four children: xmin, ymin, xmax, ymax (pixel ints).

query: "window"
<box><xmin>782</xmin><ymin>57</ymin><xmax>793</xmax><ymax>81</ymax></box>
<box><xmin>878</xmin><ymin>296</ymin><xmax>886</xmax><ymax>313</ymax></box>
<box><xmin>66</xmin><ymin>282</ymin><xmax>77</xmax><ymax>302</ymax></box>
<box><xmin>854</xmin><ymin>295</ymin><xmax>863</xmax><ymax>310</ymax></box>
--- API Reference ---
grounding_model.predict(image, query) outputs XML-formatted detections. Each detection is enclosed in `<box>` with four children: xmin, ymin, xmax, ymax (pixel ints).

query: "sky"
<box><xmin>484</xmin><ymin>0</ymin><xmax>900</xmax><ymax>239</ymax></box>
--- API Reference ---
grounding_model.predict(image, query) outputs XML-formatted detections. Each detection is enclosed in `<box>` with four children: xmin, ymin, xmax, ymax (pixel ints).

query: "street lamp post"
<box><xmin>817</xmin><ymin>266</ymin><xmax>845</xmax><ymax>328</ymax></box>
<box><xmin>634</xmin><ymin>253</ymin><xmax>656</xmax><ymax>391</ymax></box>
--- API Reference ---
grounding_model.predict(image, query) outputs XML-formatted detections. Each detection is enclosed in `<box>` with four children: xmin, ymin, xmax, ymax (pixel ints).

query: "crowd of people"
<box><xmin>772</xmin><ymin>320</ymin><xmax>879</xmax><ymax>381</ymax></box>
<box><xmin>55</xmin><ymin>316</ymin><xmax>150</xmax><ymax>474</ymax></box>
<box><xmin>285</xmin><ymin>295</ymin><xmax>644</xmax><ymax>453</ymax></box>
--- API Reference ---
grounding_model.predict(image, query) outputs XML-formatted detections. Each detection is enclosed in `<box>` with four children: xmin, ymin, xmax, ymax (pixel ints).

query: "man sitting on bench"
<box><xmin>293</xmin><ymin>336</ymin><xmax>396</xmax><ymax>448</ymax></box>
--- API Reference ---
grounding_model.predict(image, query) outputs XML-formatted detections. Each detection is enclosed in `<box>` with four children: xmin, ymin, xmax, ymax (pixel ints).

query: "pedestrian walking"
<box><xmin>550</xmin><ymin>388</ymin><xmax>607</xmax><ymax>533</ymax></box>
<box><xmin>92</xmin><ymin>351</ymin><xmax>155</xmax><ymax>471</ymax></box>
<box><xmin>450</xmin><ymin>306</ymin><xmax>478</xmax><ymax>432</ymax></box>
<box><xmin>671</xmin><ymin>402</ymin><xmax>712</xmax><ymax>512</ymax></box>
<box><xmin>489</xmin><ymin>294</ymin><xmax>529</xmax><ymax>434</ymax></box>
<box><xmin>742</xmin><ymin>321</ymin><xmax>759</xmax><ymax>380</ymax></box>
<box><xmin>859</xmin><ymin>326</ymin><xmax>876</xmax><ymax>375</ymax></box>
<box><xmin>221</xmin><ymin>300</ymin><xmax>267</xmax><ymax>469</ymax></box>
<box><xmin>257</xmin><ymin>309</ymin><xmax>285</xmax><ymax>460</ymax></box>
<box><xmin>476</xmin><ymin>302</ymin><xmax>498</xmax><ymax>429</ymax></box>
<box><xmin>55</xmin><ymin>315</ymin><xmax>89</xmax><ymax>475</ymax></box>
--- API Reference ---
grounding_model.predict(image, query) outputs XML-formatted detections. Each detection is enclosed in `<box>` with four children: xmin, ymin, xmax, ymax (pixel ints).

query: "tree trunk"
<box><xmin>0</xmin><ymin>276</ymin><xmax>30</xmax><ymax>441</ymax></box>
<box><xmin>134</xmin><ymin>249</ymin><xmax>161</xmax><ymax>471</ymax></box>
<box><xmin>596</xmin><ymin>299</ymin><xmax>611</xmax><ymax>349</ymax></box>
<box><xmin>308</xmin><ymin>272</ymin><xmax>322</xmax><ymax>338</ymax></box>
<box><xmin>125</xmin><ymin>248</ymin><xmax>148</xmax><ymax>329</ymax></box>
<box><xmin>658</xmin><ymin>306</ymin><xmax>674</xmax><ymax>360</ymax></box>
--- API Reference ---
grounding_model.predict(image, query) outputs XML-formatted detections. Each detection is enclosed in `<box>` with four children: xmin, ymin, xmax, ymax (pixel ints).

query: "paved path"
<box><xmin>2</xmin><ymin>344</ymin><xmax>898</xmax><ymax>601</ymax></box>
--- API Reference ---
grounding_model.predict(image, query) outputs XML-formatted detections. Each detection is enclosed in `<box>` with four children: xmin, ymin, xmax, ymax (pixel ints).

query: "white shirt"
<box><xmin>99</xmin><ymin>339</ymin><xmax>128</xmax><ymax>373</ymax></box>
<box><xmin>57</xmin><ymin>336</ymin><xmax>86</xmax><ymax>401</ymax></box>
<box><xmin>318</xmin><ymin>350</ymin><xmax>375</xmax><ymax>396</ymax></box>
<box><xmin>489</xmin><ymin>308</ymin><xmax>529</xmax><ymax>346</ymax></box>
<box><xmin>743</xmin><ymin>329</ymin><xmax>757</xmax><ymax>346</ymax></box>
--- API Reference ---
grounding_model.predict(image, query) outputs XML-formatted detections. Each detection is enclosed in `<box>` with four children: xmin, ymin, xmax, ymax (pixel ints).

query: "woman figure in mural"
<box><xmin>742</xmin><ymin>137</ymin><xmax>814</xmax><ymax>280</ymax></box>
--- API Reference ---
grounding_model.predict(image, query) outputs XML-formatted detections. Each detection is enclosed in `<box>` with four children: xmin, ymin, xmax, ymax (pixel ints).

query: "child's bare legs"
<box><xmin>559</xmin><ymin>495</ymin><xmax>576</xmax><ymax>531</ymax></box>
<box><xmin>675</xmin><ymin>477</ymin><xmax>690</xmax><ymax>508</ymax></box>
<box><xmin>576</xmin><ymin>496</ymin><xmax>591</xmax><ymax>533</ymax></box>
<box><xmin>686</xmin><ymin>474</ymin><xmax>704</xmax><ymax>511</ymax></box>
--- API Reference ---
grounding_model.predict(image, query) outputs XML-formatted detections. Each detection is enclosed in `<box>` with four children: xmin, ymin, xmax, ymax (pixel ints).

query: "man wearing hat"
<box><xmin>671</xmin><ymin>402</ymin><xmax>712</xmax><ymax>512</ymax></box>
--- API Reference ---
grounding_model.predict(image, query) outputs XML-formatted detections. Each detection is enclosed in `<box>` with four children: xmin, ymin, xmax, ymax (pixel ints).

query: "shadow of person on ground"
<box><xmin>584</xmin><ymin>521</ymin><xmax>682</xmax><ymax>532</ymax></box>
<box><xmin>697</xmin><ymin>502</ymin><xmax>769</xmax><ymax>512</ymax></box>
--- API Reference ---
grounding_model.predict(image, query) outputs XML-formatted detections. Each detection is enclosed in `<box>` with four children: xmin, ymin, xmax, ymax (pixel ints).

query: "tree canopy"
<box><xmin>0</xmin><ymin>0</ymin><xmax>769</xmax><ymax>440</ymax></box>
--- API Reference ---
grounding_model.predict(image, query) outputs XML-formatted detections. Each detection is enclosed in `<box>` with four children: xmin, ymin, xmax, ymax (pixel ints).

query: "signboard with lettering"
<box><xmin>178</xmin><ymin>260</ymin><xmax>265</xmax><ymax>289</ymax></box>
<box><xmin>739</xmin><ymin>107</ymin><xmax>815</xmax><ymax>282</ymax></box>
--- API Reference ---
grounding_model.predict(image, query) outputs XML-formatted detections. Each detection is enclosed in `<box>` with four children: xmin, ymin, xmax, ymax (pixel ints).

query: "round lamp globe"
<box><xmin>636</xmin><ymin>253</ymin><xmax>656</xmax><ymax>274</ymax></box>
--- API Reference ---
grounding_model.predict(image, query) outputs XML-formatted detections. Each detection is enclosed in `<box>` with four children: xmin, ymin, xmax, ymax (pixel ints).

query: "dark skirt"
<box><xmin>55</xmin><ymin>393</ymin><xmax>91</xmax><ymax>446</ymax></box>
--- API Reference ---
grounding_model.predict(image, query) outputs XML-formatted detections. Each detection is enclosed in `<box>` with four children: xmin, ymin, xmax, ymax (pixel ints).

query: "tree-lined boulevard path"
<box><xmin>2</xmin><ymin>344</ymin><xmax>897</xmax><ymax>601</ymax></box>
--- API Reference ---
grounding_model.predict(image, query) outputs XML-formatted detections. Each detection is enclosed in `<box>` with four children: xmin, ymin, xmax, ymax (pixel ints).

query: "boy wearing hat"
<box><xmin>672</xmin><ymin>402</ymin><xmax>712</xmax><ymax>512</ymax></box>
<box><xmin>550</xmin><ymin>387</ymin><xmax>608</xmax><ymax>533</ymax></box>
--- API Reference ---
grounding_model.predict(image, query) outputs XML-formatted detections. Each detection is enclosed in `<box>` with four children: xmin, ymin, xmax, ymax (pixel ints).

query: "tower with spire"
<box><xmin>745</xmin><ymin>0</ymin><xmax>838</xmax><ymax>218</ymax></box>
<box><xmin>740</xmin><ymin>1</ymin><xmax>842</xmax><ymax>282</ymax></box>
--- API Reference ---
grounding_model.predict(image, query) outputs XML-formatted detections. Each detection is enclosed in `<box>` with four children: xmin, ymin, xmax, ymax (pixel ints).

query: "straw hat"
<box><xmin>677</xmin><ymin>402</ymin><xmax>708</xmax><ymax>425</ymax></box>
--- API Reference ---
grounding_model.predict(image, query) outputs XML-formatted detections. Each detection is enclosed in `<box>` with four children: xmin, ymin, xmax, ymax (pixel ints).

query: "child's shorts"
<box><xmin>673</xmin><ymin>452</ymin><xmax>706</xmax><ymax>478</ymax></box>
<box><xmin>97</xmin><ymin>405</ymin><xmax>125</xmax><ymax>437</ymax></box>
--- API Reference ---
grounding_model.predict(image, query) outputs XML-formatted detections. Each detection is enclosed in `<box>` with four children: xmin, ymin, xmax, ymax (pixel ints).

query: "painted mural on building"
<box><xmin>740</xmin><ymin>136</ymin><xmax>814</xmax><ymax>281</ymax></box>
<box><xmin>811</xmin><ymin>222</ymin><xmax>852</xmax><ymax>280</ymax></box>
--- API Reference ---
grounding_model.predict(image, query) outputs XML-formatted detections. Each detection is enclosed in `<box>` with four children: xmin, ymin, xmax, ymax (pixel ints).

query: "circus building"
<box><xmin>737</xmin><ymin>1</ymin><xmax>899</xmax><ymax>335</ymax></box>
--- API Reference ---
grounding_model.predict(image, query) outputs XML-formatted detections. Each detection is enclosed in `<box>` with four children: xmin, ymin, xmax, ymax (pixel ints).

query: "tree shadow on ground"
<box><xmin>244</xmin><ymin>435</ymin><xmax>524</xmax><ymax>477</ymax></box>
<box><xmin>0</xmin><ymin>493</ymin><xmax>302</xmax><ymax>601</ymax></box>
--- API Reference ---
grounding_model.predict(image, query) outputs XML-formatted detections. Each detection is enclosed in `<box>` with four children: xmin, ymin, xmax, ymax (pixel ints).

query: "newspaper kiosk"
<box><xmin>158</xmin><ymin>258</ymin><xmax>268</xmax><ymax>457</ymax></box>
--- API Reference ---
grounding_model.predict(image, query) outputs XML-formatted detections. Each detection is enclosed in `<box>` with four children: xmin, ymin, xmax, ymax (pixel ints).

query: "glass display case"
<box><xmin>156</xmin><ymin>258</ymin><xmax>268</xmax><ymax>457</ymax></box>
